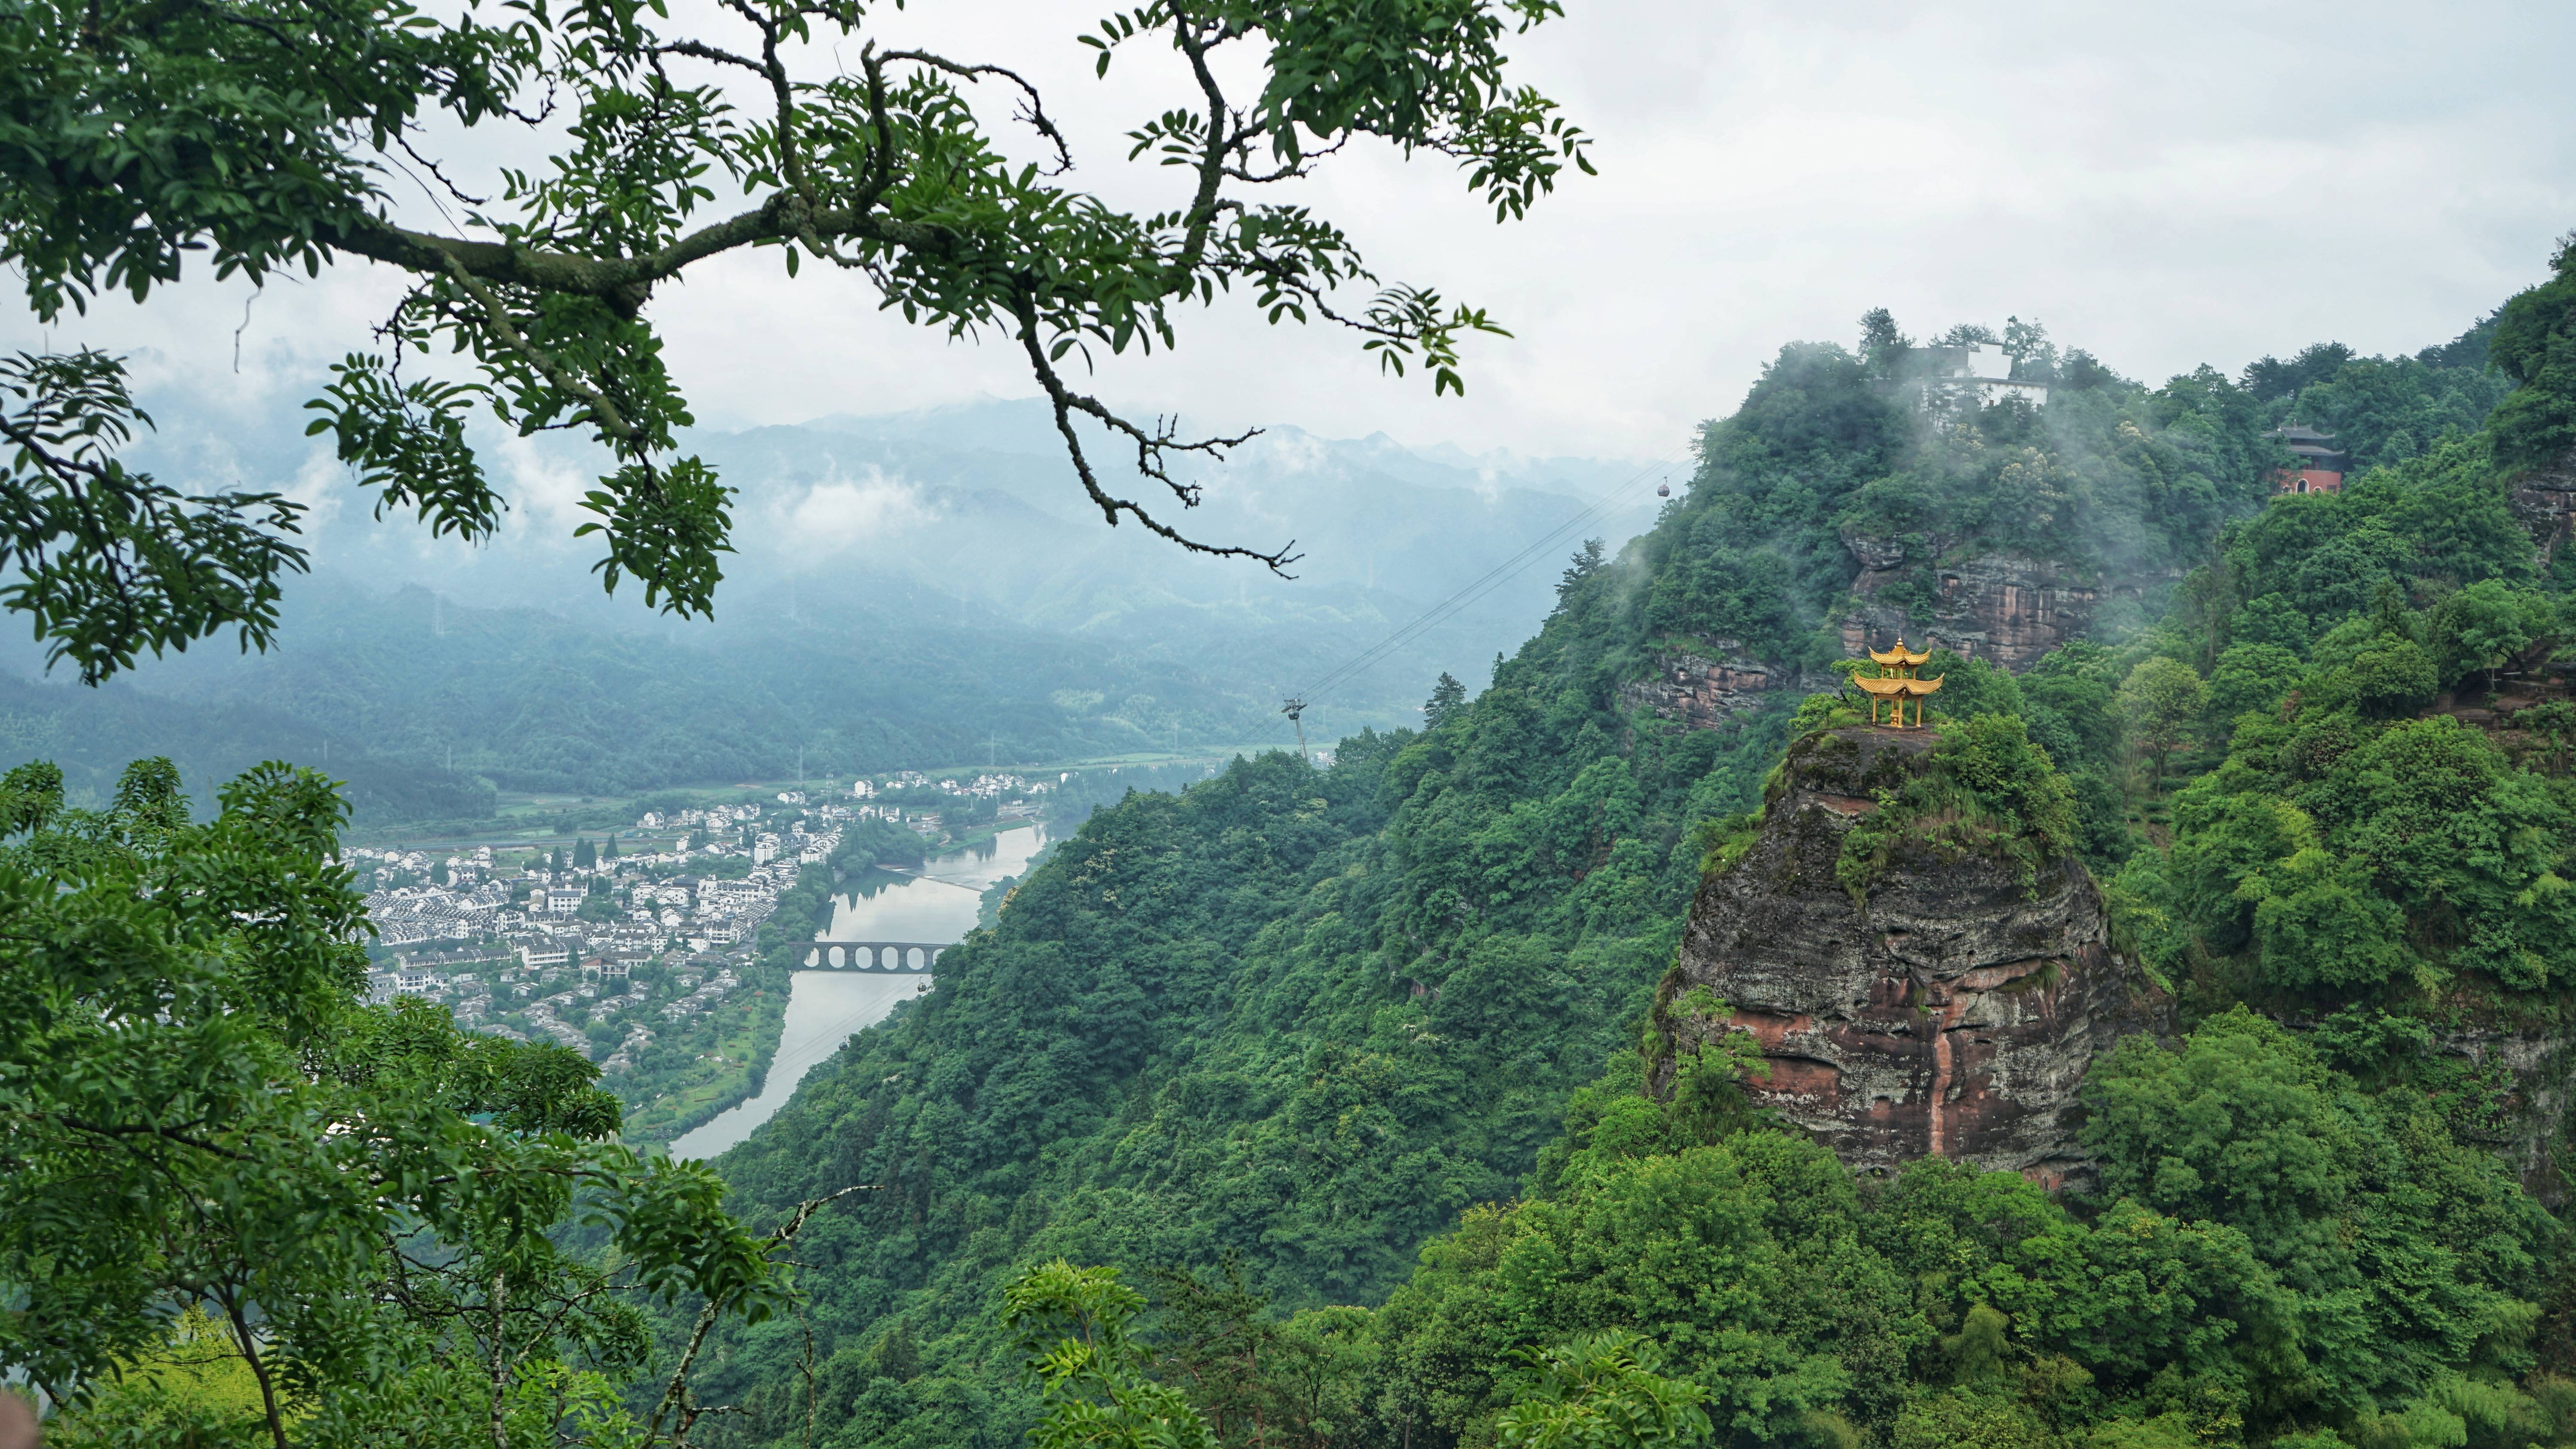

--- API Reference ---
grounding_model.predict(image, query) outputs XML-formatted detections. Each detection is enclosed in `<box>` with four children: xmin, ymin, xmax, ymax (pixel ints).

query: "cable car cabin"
<box><xmin>1656</xmin><ymin>482</ymin><xmax>1671</xmax><ymax>497</ymax></box>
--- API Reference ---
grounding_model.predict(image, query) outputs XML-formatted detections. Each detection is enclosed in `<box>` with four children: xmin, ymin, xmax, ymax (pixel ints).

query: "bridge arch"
<box><xmin>796</xmin><ymin>940</ymin><xmax>947</xmax><ymax>972</ymax></box>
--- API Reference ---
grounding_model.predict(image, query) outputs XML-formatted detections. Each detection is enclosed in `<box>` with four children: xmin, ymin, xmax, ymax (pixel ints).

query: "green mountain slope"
<box><xmin>0</xmin><ymin>571</ymin><xmax>1293</xmax><ymax>819</ymax></box>
<box><xmin>683</xmin><ymin>252</ymin><xmax>2576</xmax><ymax>1449</ymax></box>
<box><xmin>683</xmin><ymin>327</ymin><xmax>2269</xmax><ymax>1436</ymax></box>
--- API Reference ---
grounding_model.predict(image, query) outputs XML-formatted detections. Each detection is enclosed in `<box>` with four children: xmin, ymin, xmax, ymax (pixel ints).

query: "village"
<box><xmin>354</xmin><ymin>771</ymin><xmax>1050</xmax><ymax>1074</ymax></box>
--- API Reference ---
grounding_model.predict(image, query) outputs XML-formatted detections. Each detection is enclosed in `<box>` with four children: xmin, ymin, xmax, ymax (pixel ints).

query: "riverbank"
<box><xmin>656</xmin><ymin>823</ymin><xmax>1051</xmax><ymax>1157</ymax></box>
<box><xmin>615</xmin><ymin>822</ymin><xmax>923</xmax><ymax>1143</ymax></box>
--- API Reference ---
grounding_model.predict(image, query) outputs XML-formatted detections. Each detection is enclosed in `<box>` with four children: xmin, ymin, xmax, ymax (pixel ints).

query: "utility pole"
<box><xmin>1280</xmin><ymin>698</ymin><xmax>1308</xmax><ymax>763</ymax></box>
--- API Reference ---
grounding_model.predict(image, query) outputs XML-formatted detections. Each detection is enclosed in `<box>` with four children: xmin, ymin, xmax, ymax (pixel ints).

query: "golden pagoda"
<box><xmin>1853</xmin><ymin>637</ymin><xmax>1944</xmax><ymax>728</ymax></box>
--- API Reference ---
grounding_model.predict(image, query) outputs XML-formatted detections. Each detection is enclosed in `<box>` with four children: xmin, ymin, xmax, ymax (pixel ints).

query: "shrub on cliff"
<box><xmin>1833</xmin><ymin>714</ymin><xmax>2080</xmax><ymax>898</ymax></box>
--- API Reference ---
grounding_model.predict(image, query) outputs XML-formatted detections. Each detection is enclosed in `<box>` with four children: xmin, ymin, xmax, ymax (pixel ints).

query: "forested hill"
<box><xmin>1629</xmin><ymin>313</ymin><xmax>2508</xmax><ymax>680</ymax></box>
<box><xmin>1</xmin><ymin>572</ymin><xmax>1276</xmax><ymax>812</ymax></box>
<box><xmin>688</xmin><ymin>249</ymin><xmax>2576</xmax><ymax>1449</ymax></box>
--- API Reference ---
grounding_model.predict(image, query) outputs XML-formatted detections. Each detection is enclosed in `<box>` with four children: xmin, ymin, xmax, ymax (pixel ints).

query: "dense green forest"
<box><xmin>645</xmin><ymin>244</ymin><xmax>2576</xmax><ymax>1449</ymax></box>
<box><xmin>20</xmin><ymin>250</ymin><xmax>2568</xmax><ymax>1445</ymax></box>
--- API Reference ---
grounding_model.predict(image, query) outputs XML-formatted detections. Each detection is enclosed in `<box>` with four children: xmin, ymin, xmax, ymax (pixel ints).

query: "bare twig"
<box><xmin>1011</xmin><ymin>297</ymin><xmax>1295</xmax><ymax>573</ymax></box>
<box><xmin>878</xmin><ymin>49</ymin><xmax>1074</xmax><ymax>174</ymax></box>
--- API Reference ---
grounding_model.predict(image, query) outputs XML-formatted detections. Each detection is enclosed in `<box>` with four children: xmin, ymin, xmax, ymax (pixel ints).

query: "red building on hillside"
<box><xmin>2268</xmin><ymin>424</ymin><xmax>2348</xmax><ymax>495</ymax></box>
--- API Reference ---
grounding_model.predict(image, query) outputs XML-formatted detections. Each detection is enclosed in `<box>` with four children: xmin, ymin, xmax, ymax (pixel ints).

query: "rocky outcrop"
<box><xmin>1621</xmin><ymin>546</ymin><xmax>2162</xmax><ymax>734</ymax></box>
<box><xmin>2430</xmin><ymin>1016</ymin><xmax>2575</xmax><ymax>1208</ymax></box>
<box><xmin>1618</xmin><ymin>646</ymin><xmax>1813</xmax><ymax>731</ymax></box>
<box><xmin>1838</xmin><ymin>527</ymin><xmax>1907</xmax><ymax>573</ymax></box>
<box><xmin>1841</xmin><ymin>549</ymin><xmax>2104</xmax><ymax>670</ymax></box>
<box><xmin>1655</xmin><ymin>727</ymin><xmax>2169</xmax><ymax>1186</ymax></box>
<box><xmin>2508</xmin><ymin>446</ymin><xmax>2576</xmax><ymax>567</ymax></box>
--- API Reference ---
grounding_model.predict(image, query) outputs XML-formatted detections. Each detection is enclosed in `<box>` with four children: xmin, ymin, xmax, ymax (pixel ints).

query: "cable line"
<box><xmin>1294</xmin><ymin>451</ymin><xmax>1679</xmax><ymax>702</ymax></box>
<box><xmin>1285</xmin><ymin>449</ymin><xmax>1687</xmax><ymax>713</ymax></box>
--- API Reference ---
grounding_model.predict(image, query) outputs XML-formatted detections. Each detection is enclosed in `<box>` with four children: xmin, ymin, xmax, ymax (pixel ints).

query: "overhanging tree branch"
<box><xmin>0</xmin><ymin>0</ymin><xmax>1586</xmax><ymax>678</ymax></box>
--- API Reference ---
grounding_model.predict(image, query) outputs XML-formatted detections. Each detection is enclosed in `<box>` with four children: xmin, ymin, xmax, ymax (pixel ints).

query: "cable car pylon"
<box><xmin>1281</xmin><ymin>697</ymin><xmax>1309</xmax><ymax>762</ymax></box>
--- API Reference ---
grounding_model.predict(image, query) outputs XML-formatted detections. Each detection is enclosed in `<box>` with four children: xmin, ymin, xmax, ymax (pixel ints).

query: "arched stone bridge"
<box><xmin>799</xmin><ymin>940</ymin><xmax>948</xmax><ymax>972</ymax></box>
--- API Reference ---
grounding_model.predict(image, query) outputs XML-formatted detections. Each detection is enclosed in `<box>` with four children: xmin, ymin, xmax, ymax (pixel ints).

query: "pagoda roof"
<box><xmin>1853</xmin><ymin>674</ymin><xmax>1945</xmax><ymax>697</ymax></box>
<box><xmin>1868</xmin><ymin>638</ymin><xmax>1932</xmax><ymax>667</ymax></box>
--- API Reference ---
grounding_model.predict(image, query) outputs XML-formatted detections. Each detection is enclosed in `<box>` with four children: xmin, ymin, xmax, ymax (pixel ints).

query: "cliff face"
<box><xmin>1840</xmin><ymin>550</ymin><xmax>2102</xmax><ymax>670</ymax></box>
<box><xmin>1623</xmin><ymin>544</ymin><xmax>2161</xmax><ymax>735</ymax></box>
<box><xmin>1617</xmin><ymin>648</ymin><xmax>1814</xmax><ymax>731</ymax></box>
<box><xmin>2429</xmin><ymin>1016</ymin><xmax>2576</xmax><ymax>1208</ymax></box>
<box><xmin>2508</xmin><ymin>445</ymin><xmax>2576</xmax><ymax>567</ymax></box>
<box><xmin>1655</xmin><ymin>727</ymin><xmax>2169</xmax><ymax>1185</ymax></box>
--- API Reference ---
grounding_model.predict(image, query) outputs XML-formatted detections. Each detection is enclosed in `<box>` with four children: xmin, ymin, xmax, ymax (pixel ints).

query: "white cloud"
<box><xmin>4</xmin><ymin>0</ymin><xmax>2569</xmax><ymax>465</ymax></box>
<box><xmin>285</xmin><ymin>446</ymin><xmax>349</xmax><ymax>532</ymax></box>
<box><xmin>766</xmin><ymin>468</ymin><xmax>936</xmax><ymax>555</ymax></box>
<box><xmin>490</xmin><ymin>433</ymin><xmax>605</xmax><ymax>542</ymax></box>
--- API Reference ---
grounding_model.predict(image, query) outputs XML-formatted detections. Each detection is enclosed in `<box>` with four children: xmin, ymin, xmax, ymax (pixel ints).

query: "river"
<box><xmin>668</xmin><ymin>824</ymin><xmax>1050</xmax><ymax>1158</ymax></box>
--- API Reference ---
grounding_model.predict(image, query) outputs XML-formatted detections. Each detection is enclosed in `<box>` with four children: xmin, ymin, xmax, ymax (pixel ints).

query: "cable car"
<box><xmin>1656</xmin><ymin>482</ymin><xmax>1671</xmax><ymax>498</ymax></box>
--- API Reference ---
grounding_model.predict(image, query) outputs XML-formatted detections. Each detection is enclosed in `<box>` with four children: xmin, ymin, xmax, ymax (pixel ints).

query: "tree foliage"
<box><xmin>1006</xmin><ymin>1261</ymin><xmax>1221</xmax><ymax>1449</ymax></box>
<box><xmin>2490</xmin><ymin>234</ymin><xmax>2576</xmax><ymax>472</ymax></box>
<box><xmin>1493</xmin><ymin>1334</ymin><xmax>1712</xmax><ymax>1449</ymax></box>
<box><xmin>0</xmin><ymin>0</ymin><xmax>1590</xmax><ymax>675</ymax></box>
<box><xmin>2118</xmin><ymin>657</ymin><xmax>2205</xmax><ymax>785</ymax></box>
<box><xmin>0</xmin><ymin>756</ymin><xmax>834</xmax><ymax>1447</ymax></box>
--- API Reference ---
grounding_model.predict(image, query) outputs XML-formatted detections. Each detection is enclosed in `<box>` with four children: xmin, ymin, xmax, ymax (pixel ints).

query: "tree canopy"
<box><xmin>0</xmin><ymin>0</ymin><xmax>1590</xmax><ymax>680</ymax></box>
<box><xmin>0</xmin><ymin>755</ymin><xmax>841</xmax><ymax>1446</ymax></box>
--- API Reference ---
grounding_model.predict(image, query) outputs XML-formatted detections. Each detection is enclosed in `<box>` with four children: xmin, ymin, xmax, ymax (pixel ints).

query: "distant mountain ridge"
<box><xmin>0</xmin><ymin>395</ymin><xmax>1657</xmax><ymax>818</ymax></box>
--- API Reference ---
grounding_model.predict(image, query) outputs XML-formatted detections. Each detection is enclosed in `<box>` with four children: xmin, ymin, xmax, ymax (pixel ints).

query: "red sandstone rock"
<box><xmin>1651</xmin><ymin>728</ymin><xmax>2169</xmax><ymax>1185</ymax></box>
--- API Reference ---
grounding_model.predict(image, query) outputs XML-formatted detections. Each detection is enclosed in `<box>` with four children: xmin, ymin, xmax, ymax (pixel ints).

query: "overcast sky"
<box><xmin>13</xmin><ymin>0</ymin><xmax>2574</xmax><ymax>470</ymax></box>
